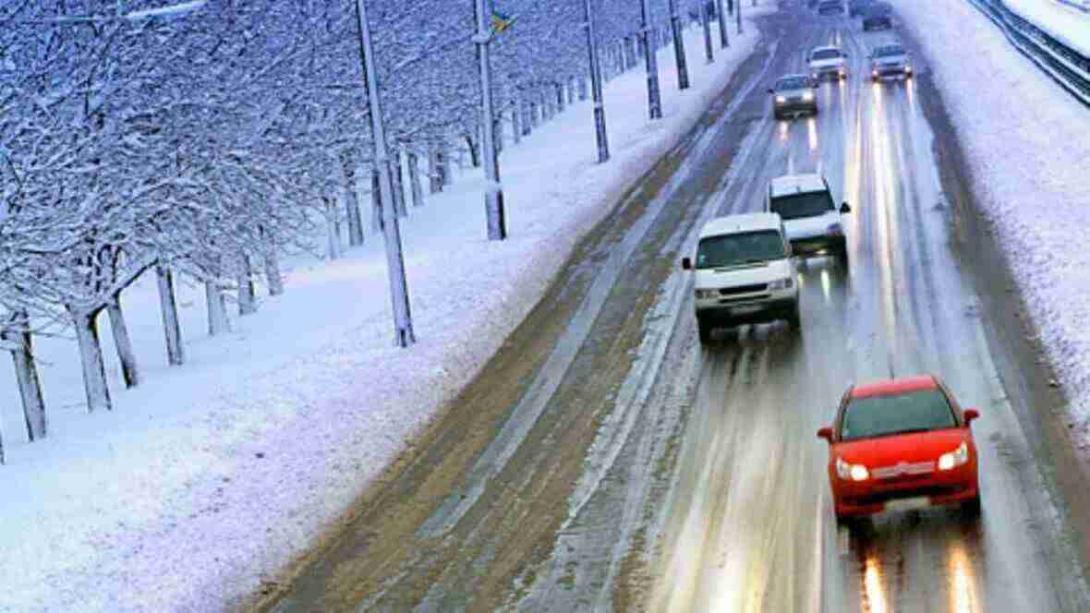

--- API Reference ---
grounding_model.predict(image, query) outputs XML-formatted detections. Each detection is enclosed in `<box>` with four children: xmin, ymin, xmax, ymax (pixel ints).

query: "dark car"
<box><xmin>849</xmin><ymin>0</ymin><xmax>873</xmax><ymax>17</ymax></box>
<box><xmin>817</xmin><ymin>0</ymin><xmax>845</xmax><ymax>15</ymax></box>
<box><xmin>862</xmin><ymin>5</ymin><xmax>892</xmax><ymax>30</ymax></box>
<box><xmin>768</xmin><ymin>74</ymin><xmax>818</xmax><ymax>120</ymax></box>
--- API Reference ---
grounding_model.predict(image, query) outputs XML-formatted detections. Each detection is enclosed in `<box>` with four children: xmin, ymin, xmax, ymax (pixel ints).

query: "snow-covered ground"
<box><xmin>1003</xmin><ymin>0</ymin><xmax>1090</xmax><ymax>56</ymax></box>
<box><xmin>0</xmin><ymin>13</ymin><xmax>769</xmax><ymax>612</ymax></box>
<box><xmin>893</xmin><ymin>0</ymin><xmax>1090</xmax><ymax>436</ymax></box>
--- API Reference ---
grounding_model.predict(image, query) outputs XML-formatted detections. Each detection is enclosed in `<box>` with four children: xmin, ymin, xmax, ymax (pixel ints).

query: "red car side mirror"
<box><xmin>817</xmin><ymin>426</ymin><xmax>834</xmax><ymax>442</ymax></box>
<box><xmin>681</xmin><ymin>257</ymin><xmax>693</xmax><ymax>270</ymax></box>
<box><xmin>963</xmin><ymin>408</ymin><xmax>980</xmax><ymax>424</ymax></box>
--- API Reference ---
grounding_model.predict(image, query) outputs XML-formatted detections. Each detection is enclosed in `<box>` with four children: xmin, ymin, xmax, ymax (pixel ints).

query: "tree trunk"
<box><xmin>465</xmin><ymin>134</ymin><xmax>481</xmax><ymax>168</ymax></box>
<box><xmin>261</xmin><ymin>235</ymin><xmax>284</xmax><ymax>297</ymax></box>
<box><xmin>69</xmin><ymin>306</ymin><xmax>111</xmax><ymax>412</ymax></box>
<box><xmin>578</xmin><ymin>76</ymin><xmax>589</xmax><ymax>100</ymax></box>
<box><xmin>428</xmin><ymin>146</ymin><xmax>444</xmax><ymax>194</ymax></box>
<box><xmin>238</xmin><ymin>255</ymin><xmax>257</xmax><ymax>316</ymax></box>
<box><xmin>341</xmin><ymin>155</ymin><xmax>364</xmax><ymax>247</ymax></box>
<box><xmin>371</xmin><ymin>168</ymin><xmax>384</xmax><ymax>231</ymax></box>
<box><xmin>205</xmin><ymin>280</ymin><xmax>229</xmax><ymax>336</ymax></box>
<box><xmin>4</xmin><ymin>312</ymin><xmax>46</xmax><ymax>441</ymax></box>
<box><xmin>529</xmin><ymin>100</ymin><xmax>540</xmax><ymax>128</ymax></box>
<box><xmin>511</xmin><ymin>101</ymin><xmax>522</xmax><ymax>144</ymax></box>
<box><xmin>493</xmin><ymin>117</ymin><xmax>504</xmax><ymax>152</ymax></box>
<box><xmin>555</xmin><ymin>82</ymin><xmax>566</xmax><ymax>113</ymax></box>
<box><xmin>701</xmin><ymin>1</ymin><xmax>715</xmax><ymax>63</ymax></box>
<box><xmin>156</xmin><ymin>264</ymin><xmax>184</xmax><ymax>366</ymax></box>
<box><xmin>391</xmin><ymin>152</ymin><xmax>408</xmax><ymax>217</ymax></box>
<box><xmin>325</xmin><ymin>195</ymin><xmax>342</xmax><ymax>259</ymax></box>
<box><xmin>408</xmin><ymin>152</ymin><xmax>424</xmax><ymax>207</ymax></box>
<box><xmin>107</xmin><ymin>295</ymin><xmax>139</xmax><ymax>388</ymax></box>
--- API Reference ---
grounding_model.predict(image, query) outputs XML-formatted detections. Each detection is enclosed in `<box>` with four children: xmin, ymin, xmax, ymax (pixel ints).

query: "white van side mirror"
<box><xmin>681</xmin><ymin>257</ymin><xmax>693</xmax><ymax>270</ymax></box>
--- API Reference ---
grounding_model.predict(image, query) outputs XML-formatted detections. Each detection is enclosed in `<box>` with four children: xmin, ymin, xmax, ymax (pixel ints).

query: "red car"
<box><xmin>817</xmin><ymin>375</ymin><xmax>981</xmax><ymax>521</ymax></box>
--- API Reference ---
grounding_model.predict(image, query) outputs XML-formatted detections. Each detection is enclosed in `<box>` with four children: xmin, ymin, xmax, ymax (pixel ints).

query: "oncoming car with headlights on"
<box><xmin>681</xmin><ymin>213</ymin><xmax>800</xmax><ymax>343</ymax></box>
<box><xmin>817</xmin><ymin>375</ymin><xmax>981</xmax><ymax>523</ymax></box>
<box><xmin>768</xmin><ymin>74</ymin><xmax>817</xmax><ymax>120</ymax></box>
<box><xmin>869</xmin><ymin>42</ymin><xmax>913</xmax><ymax>81</ymax></box>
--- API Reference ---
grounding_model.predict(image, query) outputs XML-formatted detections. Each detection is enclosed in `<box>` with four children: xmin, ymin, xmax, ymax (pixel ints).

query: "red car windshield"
<box><xmin>839</xmin><ymin>389</ymin><xmax>958</xmax><ymax>440</ymax></box>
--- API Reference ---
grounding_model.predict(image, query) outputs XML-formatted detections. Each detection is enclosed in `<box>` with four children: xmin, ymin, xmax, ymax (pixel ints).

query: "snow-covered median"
<box><xmin>0</xmin><ymin>14</ymin><xmax>768</xmax><ymax>613</ymax></box>
<box><xmin>893</xmin><ymin>1</ymin><xmax>1090</xmax><ymax>435</ymax></box>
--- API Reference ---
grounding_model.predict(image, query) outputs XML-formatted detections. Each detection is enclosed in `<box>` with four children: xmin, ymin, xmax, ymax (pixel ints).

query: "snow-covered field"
<box><xmin>1004</xmin><ymin>0</ymin><xmax>1090</xmax><ymax>55</ymax></box>
<box><xmin>893</xmin><ymin>0</ymin><xmax>1090</xmax><ymax>436</ymax></box>
<box><xmin>0</xmin><ymin>14</ymin><xmax>768</xmax><ymax>612</ymax></box>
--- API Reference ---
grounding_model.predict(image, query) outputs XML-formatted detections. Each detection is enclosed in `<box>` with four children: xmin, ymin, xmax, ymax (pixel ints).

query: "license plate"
<box><xmin>885</xmin><ymin>496</ymin><xmax>930</xmax><ymax>512</ymax></box>
<box><xmin>730</xmin><ymin>305</ymin><xmax>762</xmax><ymax>315</ymax></box>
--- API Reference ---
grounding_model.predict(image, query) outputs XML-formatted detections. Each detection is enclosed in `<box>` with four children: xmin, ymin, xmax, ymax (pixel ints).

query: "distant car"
<box><xmin>848</xmin><ymin>0</ymin><xmax>873</xmax><ymax>17</ymax></box>
<box><xmin>869</xmin><ymin>42</ymin><xmax>913</xmax><ymax>81</ymax></box>
<box><xmin>765</xmin><ymin>173</ymin><xmax>850</xmax><ymax>265</ymax></box>
<box><xmin>817</xmin><ymin>376</ymin><xmax>982</xmax><ymax>522</ymax></box>
<box><xmin>808</xmin><ymin>45</ymin><xmax>848</xmax><ymax>81</ymax></box>
<box><xmin>862</xmin><ymin>5</ymin><xmax>893</xmax><ymax>30</ymax></box>
<box><xmin>769</xmin><ymin>74</ymin><xmax>817</xmax><ymax>119</ymax></box>
<box><xmin>817</xmin><ymin>0</ymin><xmax>845</xmax><ymax>15</ymax></box>
<box><xmin>681</xmin><ymin>213</ymin><xmax>800</xmax><ymax>342</ymax></box>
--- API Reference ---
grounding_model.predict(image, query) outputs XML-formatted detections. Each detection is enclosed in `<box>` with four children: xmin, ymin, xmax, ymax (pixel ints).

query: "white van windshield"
<box><xmin>770</xmin><ymin>192</ymin><xmax>835</xmax><ymax>220</ymax></box>
<box><xmin>696</xmin><ymin>230</ymin><xmax>788</xmax><ymax>269</ymax></box>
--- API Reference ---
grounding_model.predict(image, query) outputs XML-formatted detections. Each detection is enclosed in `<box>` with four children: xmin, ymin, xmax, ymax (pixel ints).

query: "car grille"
<box><xmin>872</xmin><ymin>460</ymin><xmax>935</xmax><ymax>482</ymax></box>
<box><xmin>719</xmin><ymin>283</ymin><xmax>768</xmax><ymax>296</ymax></box>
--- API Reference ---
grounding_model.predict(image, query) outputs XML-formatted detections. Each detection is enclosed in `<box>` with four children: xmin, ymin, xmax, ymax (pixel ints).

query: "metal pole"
<box><xmin>583</xmin><ymin>0</ymin><xmax>610</xmax><ymax>163</ymax></box>
<box><xmin>355</xmin><ymin>0</ymin><xmax>415</xmax><ymax>347</ymax></box>
<box><xmin>667</xmin><ymin>0</ymin><xmax>690</xmax><ymax>89</ymax></box>
<box><xmin>638</xmin><ymin>0</ymin><xmax>663</xmax><ymax>119</ymax></box>
<box><xmin>716</xmin><ymin>0</ymin><xmax>730</xmax><ymax>48</ymax></box>
<box><xmin>700</xmin><ymin>1</ymin><xmax>714</xmax><ymax>63</ymax></box>
<box><xmin>474</xmin><ymin>0</ymin><xmax>507</xmax><ymax>240</ymax></box>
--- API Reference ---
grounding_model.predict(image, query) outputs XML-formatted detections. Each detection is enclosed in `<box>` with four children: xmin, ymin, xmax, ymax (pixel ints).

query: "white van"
<box><xmin>766</xmin><ymin>173</ymin><xmax>851</xmax><ymax>266</ymax></box>
<box><xmin>682</xmin><ymin>213</ymin><xmax>801</xmax><ymax>343</ymax></box>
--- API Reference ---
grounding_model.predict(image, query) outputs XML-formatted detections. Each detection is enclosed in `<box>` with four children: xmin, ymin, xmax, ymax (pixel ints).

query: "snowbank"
<box><xmin>1003</xmin><ymin>0</ymin><xmax>1090</xmax><ymax>56</ymax></box>
<box><xmin>892</xmin><ymin>1</ymin><xmax>1090</xmax><ymax>434</ymax></box>
<box><xmin>0</xmin><ymin>12</ymin><xmax>769</xmax><ymax>612</ymax></box>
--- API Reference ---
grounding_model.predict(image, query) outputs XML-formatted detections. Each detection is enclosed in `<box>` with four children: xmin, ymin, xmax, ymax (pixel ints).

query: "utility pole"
<box><xmin>716</xmin><ymin>0</ymin><xmax>730</xmax><ymax>48</ymax></box>
<box><xmin>583</xmin><ymin>0</ymin><xmax>610</xmax><ymax>163</ymax></box>
<box><xmin>473</xmin><ymin>0</ymin><xmax>507</xmax><ymax>240</ymax></box>
<box><xmin>355</xmin><ymin>0</ymin><xmax>415</xmax><ymax>347</ymax></box>
<box><xmin>667</xmin><ymin>0</ymin><xmax>690</xmax><ymax>89</ymax></box>
<box><xmin>638</xmin><ymin>0</ymin><xmax>663</xmax><ymax>119</ymax></box>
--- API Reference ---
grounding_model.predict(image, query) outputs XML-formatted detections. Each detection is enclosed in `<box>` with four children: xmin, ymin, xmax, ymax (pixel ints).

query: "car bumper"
<box><xmin>789</xmin><ymin>235</ymin><xmax>845</xmax><ymax>257</ymax></box>
<box><xmin>871</xmin><ymin>65</ymin><xmax>911</xmax><ymax>79</ymax></box>
<box><xmin>832</xmin><ymin>463</ymin><xmax>979</xmax><ymax>517</ymax></box>
<box><xmin>774</xmin><ymin>101</ymin><xmax>817</xmax><ymax>115</ymax></box>
<box><xmin>862</xmin><ymin>18</ymin><xmax>892</xmax><ymax>29</ymax></box>
<box><xmin>811</xmin><ymin>66</ymin><xmax>847</xmax><ymax>80</ymax></box>
<box><xmin>695</xmin><ymin>295</ymin><xmax>798</xmax><ymax>326</ymax></box>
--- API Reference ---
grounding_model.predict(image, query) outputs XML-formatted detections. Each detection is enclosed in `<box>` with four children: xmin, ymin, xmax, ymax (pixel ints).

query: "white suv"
<box><xmin>808</xmin><ymin>45</ymin><xmax>848</xmax><ymax>81</ymax></box>
<box><xmin>766</xmin><ymin>174</ymin><xmax>851</xmax><ymax>266</ymax></box>
<box><xmin>682</xmin><ymin>213</ymin><xmax>801</xmax><ymax>343</ymax></box>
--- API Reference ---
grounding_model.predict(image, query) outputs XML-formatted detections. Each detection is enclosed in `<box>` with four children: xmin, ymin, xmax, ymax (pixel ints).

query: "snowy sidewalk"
<box><xmin>0</xmin><ymin>11</ymin><xmax>770</xmax><ymax>613</ymax></box>
<box><xmin>893</xmin><ymin>1</ymin><xmax>1090</xmax><ymax>439</ymax></box>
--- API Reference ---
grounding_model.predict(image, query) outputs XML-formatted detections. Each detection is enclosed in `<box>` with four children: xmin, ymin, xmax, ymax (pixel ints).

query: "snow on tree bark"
<box><xmin>341</xmin><ymin>153</ymin><xmax>365</xmax><ymax>247</ymax></box>
<box><xmin>205</xmin><ymin>280</ymin><xmax>230</xmax><ymax>336</ymax></box>
<box><xmin>237</xmin><ymin>255</ymin><xmax>257</xmax><ymax>316</ymax></box>
<box><xmin>428</xmin><ymin>146</ymin><xmax>444</xmax><ymax>194</ymax></box>
<box><xmin>106</xmin><ymin>295</ymin><xmax>140</xmax><ymax>389</ymax></box>
<box><xmin>371</xmin><ymin>169</ymin><xmax>384</xmax><ymax>231</ymax></box>
<box><xmin>155</xmin><ymin>265</ymin><xmax>185</xmax><ymax>366</ymax></box>
<box><xmin>69</xmin><ymin>307</ymin><xmax>112</xmax><ymax>413</ymax></box>
<box><xmin>3</xmin><ymin>312</ymin><xmax>46</xmax><ymax>441</ymax></box>
<box><xmin>325</xmin><ymin>195</ymin><xmax>343</xmax><ymax>259</ymax></box>
<box><xmin>408</xmin><ymin>152</ymin><xmax>424</xmax><ymax>208</ymax></box>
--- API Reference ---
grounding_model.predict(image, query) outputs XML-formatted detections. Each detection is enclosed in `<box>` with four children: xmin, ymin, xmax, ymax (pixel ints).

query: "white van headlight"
<box><xmin>695</xmin><ymin>289</ymin><xmax>718</xmax><ymax>299</ymax></box>
<box><xmin>768</xmin><ymin>277</ymin><xmax>794</xmax><ymax>290</ymax></box>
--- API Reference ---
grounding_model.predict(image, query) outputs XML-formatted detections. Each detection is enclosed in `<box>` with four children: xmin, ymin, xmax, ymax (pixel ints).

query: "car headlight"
<box><xmin>768</xmin><ymin>277</ymin><xmax>794</xmax><ymax>290</ymax></box>
<box><xmin>837</xmin><ymin>457</ymin><xmax>870</xmax><ymax>481</ymax></box>
<box><xmin>695</xmin><ymin>288</ymin><xmax>718</xmax><ymax>299</ymax></box>
<box><xmin>775</xmin><ymin>95</ymin><xmax>787</xmax><ymax>104</ymax></box>
<box><xmin>802</xmin><ymin>91</ymin><xmax>814</xmax><ymax>101</ymax></box>
<box><xmin>905</xmin><ymin>65</ymin><xmax>913</xmax><ymax>74</ymax></box>
<box><xmin>826</xmin><ymin>222</ymin><xmax>843</xmax><ymax>236</ymax></box>
<box><xmin>937</xmin><ymin>442</ymin><xmax>970</xmax><ymax>471</ymax></box>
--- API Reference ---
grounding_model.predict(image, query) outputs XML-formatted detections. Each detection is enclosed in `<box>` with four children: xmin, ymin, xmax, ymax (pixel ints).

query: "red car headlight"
<box><xmin>836</xmin><ymin>457</ymin><xmax>870</xmax><ymax>481</ymax></box>
<box><xmin>937</xmin><ymin>442</ymin><xmax>970</xmax><ymax>471</ymax></box>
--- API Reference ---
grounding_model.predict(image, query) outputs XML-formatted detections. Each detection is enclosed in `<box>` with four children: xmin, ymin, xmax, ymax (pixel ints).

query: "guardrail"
<box><xmin>966</xmin><ymin>0</ymin><xmax>1090</xmax><ymax>106</ymax></box>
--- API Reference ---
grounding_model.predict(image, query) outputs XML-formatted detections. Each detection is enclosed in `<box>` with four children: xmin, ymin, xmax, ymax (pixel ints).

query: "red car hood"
<box><xmin>833</xmin><ymin>428</ymin><xmax>970</xmax><ymax>466</ymax></box>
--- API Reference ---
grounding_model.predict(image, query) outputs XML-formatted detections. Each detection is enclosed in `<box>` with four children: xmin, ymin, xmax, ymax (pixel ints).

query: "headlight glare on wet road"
<box><xmin>938</xmin><ymin>442</ymin><xmax>969</xmax><ymax>471</ymax></box>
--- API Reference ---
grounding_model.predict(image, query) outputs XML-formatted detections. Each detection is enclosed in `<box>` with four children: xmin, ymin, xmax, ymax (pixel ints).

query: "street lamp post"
<box><xmin>583</xmin><ymin>0</ymin><xmax>610</xmax><ymax>163</ymax></box>
<box><xmin>473</xmin><ymin>0</ymin><xmax>507</xmax><ymax>241</ymax></box>
<box><xmin>354</xmin><ymin>0</ymin><xmax>415</xmax><ymax>347</ymax></box>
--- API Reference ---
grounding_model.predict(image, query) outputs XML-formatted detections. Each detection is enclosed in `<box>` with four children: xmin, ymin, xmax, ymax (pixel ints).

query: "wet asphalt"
<box><xmin>257</xmin><ymin>6</ymin><xmax>1090</xmax><ymax>613</ymax></box>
